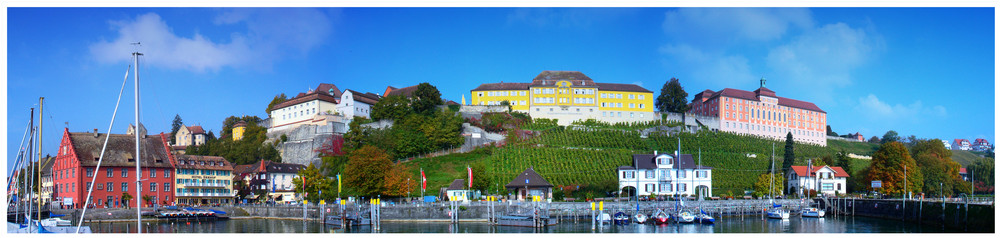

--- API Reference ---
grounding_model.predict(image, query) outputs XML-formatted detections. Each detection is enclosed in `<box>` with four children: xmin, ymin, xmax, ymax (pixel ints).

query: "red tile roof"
<box><xmin>187</xmin><ymin>125</ymin><xmax>206</xmax><ymax>135</ymax></box>
<box><xmin>271</xmin><ymin>83</ymin><xmax>342</xmax><ymax>111</ymax></box>
<box><xmin>790</xmin><ymin>165</ymin><xmax>849</xmax><ymax>177</ymax></box>
<box><xmin>959</xmin><ymin>168</ymin><xmax>967</xmax><ymax>174</ymax></box>
<box><xmin>596</xmin><ymin>83</ymin><xmax>653</xmax><ymax>93</ymax></box>
<box><xmin>385</xmin><ymin>85</ymin><xmax>419</xmax><ymax>97</ymax></box>
<box><xmin>706</xmin><ymin>88</ymin><xmax>825</xmax><ymax>113</ymax></box>
<box><xmin>344</xmin><ymin>89</ymin><xmax>381</xmax><ymax>105</ymax></box>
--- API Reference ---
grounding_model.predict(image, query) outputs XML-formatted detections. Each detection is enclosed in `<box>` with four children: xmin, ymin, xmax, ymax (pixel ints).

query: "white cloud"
<box><xmin>662</xmin><ymin>8</ymin><xmax>813</xmax><ymax>46</ymax></box>
<box><xmin>659</xmin><ymin>44</ymin><xmax>755</xmax><ymax>88</ymax></box>
<box><xmin>856</xmin><ymin>94</ymin><xmax>947</xmax><ymax>121</ymax></box>
<box><xmin>90</xmin><ymin>9</ymin><xmax>334</xmax><ymax>72</ymax></box>
<box><xmin>766</xmin><ymin>23</ymin><xmax>882</xmax><ymax>102</ymax></box>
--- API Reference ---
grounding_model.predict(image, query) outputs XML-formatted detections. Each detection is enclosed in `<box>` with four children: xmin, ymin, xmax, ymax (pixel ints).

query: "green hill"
<box><xmin>951</xmin><ymin>150</ymin><xmax>986</xmax><ymax>167</ymax></box>
<box><xmin>403</xmin><ymin>126</ymin><xmax>879</xmax><ymax>197</ymax></box>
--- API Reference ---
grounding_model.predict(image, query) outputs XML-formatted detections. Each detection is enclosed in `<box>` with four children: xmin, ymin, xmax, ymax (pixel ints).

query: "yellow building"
<box><xmin>173</xmin><ymin>155</ymin><xmax>234</xmax><ymax>206</ymax></box>
<box><xmin>471</xmin><ymin>71</ymin><xmax>655</xmax><ymax>125</ymax></box>
<box><xmin>232</xmin><ymin>121</ymin><xmax>247</xmax><ymax>141</ymax></box>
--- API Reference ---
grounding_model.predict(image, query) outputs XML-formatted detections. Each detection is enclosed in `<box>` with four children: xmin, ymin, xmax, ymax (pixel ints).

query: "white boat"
<box><xmin>801</xmin><ymin>207</ymin><xmax>826</xmax><ymax>218</ymax></box>
<box><xmin>673</xmin><ymin>211</ymin><xmax>695</xmax><ymax>223</ymax></box>
<box><xmin>633</xmin><ymin>213</ymin><xmax>648</xmax><ymax>224</ymax></box>
<box><xmin>595</xmin><ymin>213</ymin><xmax>612</xmax><ymax>224</ymax></box>
<box><xmin>40</xmin><ymin>217</ymin><xmax>73</xmax><ymax>227</ymax></box>
<box><xmin>767</xmin><ymin>204</ymin><xmax>790</xmax><ymax>219</ymax></box>
<box><xmin>694</xmin><ymin>209</ymin><xmax>715</xmax><ymax>224</ymax></box>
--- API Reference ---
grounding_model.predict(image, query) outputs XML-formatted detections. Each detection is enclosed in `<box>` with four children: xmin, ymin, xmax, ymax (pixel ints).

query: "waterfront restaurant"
<box><xmin>505</xmin><ymin>167</ymin><xmax>554</xmax><ymax>202</ymax></box>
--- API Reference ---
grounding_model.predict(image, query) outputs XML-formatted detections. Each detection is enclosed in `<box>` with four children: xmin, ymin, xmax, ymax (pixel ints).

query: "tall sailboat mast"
<box><xmin>37</xmin><ymin>97</ymin><xmax>44</xmax><ymax>231</ymax></box>
<box><xmin>133</xmin><ymin>49</ymin><xmax>143</xmax><ymax>234</ymax></box>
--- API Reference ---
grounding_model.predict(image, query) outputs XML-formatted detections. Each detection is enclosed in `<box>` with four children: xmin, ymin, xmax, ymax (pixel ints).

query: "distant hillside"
<box><xmin>951</xmin><ymin>150</ymin><xmax>987</xmax><ymax>167</ymax></box>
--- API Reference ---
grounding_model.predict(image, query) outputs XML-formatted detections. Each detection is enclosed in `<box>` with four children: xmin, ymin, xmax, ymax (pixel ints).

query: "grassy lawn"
<box><xmin>950</xmin><ymin>150</ymin><xmax>986</xmax><ymax>166</ymax></box>
<box><xmin>400</xmin><ymin>149</ymin><xmax>490</xmax><ymax>197</ymax></box>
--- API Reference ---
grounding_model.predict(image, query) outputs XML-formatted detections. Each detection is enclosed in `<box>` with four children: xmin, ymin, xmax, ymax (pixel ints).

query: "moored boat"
<box><xmin>767</xmin><ymin>204</ymin><xmax>790</xmax><ymax>219</ymax></box>
<box><xmin>672</xmin><ymin>211</ymin><xmax>695</xmax><ymax>223</ymax></box>
<box><xmin>613</xmin><ymin>211</ymin><xmax>631</xmax><ymax>225</ymax></box>
<box><xmin>651</xmin><ymin>210</ymin><xmax>670</xmax><ymax>224</ymax></box>
<box><xmin>633</xmin><ymin>213</ymin><xmax>648</xmax><ymax>224</ymax></box>
<box><xmin>694</xmin><ymin>209</ymin><xmax>715</xmax><ymax>224</ymax></box>
<box><xmin>801</xmin><ymin>207</ymin><xmax>825</xmax><ymax>218</ymax></box>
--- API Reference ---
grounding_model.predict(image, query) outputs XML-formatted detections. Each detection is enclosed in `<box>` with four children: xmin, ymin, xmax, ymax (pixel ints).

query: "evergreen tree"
<box><xmin>266</xmin><ymin>93</ymin><xmax>288</xmax><ymax>115</ymax></box>
<box><xmin>170</xmin><ymin>114</ymin><xmax>183</xmax><ymax>145</ymax></box>
<box><xmin>881</xmin><ymin>130</ymin><xmax>900</xmax><ymax>144</ymax></box>
<box><xmin>655</xmin><ymin>77</ymin><xmax>690</xmax><ymax>113</ymax></box>
<box><xmin>412</xmin><ymin>82</ymin><xmax>443</xmax><ymax>116</ymax></box>
<box><xmin>782</xmin><ymin>132</ymin><xmax>795</xmax><ymax>176</ymax></box>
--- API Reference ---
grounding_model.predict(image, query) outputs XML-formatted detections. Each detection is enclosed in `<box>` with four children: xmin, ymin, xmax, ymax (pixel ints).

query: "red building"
<box><xmin>688</xmin><ymin>78</ymin><xmax>827</xmax><ymax>146</ymax></box>
<box><xmin>52</xmin><ymin>128</ymin><xmax>176</xmax><ymax>209</ymax></box>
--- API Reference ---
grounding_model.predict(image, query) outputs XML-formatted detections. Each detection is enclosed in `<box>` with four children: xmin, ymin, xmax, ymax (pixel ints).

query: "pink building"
<box><xmin>688</xmin><ymin>78</ymin><xmax>827</xmax><ymax>146</ymax></box>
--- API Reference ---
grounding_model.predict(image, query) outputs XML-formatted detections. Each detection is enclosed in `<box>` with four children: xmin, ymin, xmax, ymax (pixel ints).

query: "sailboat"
<box><xmin>694</xmin><ymin>208</ymin><xmax>715</xmax><ymax>224</ymax></box>
<box><xmin>766</xmin><ymin>143</ymin><xmax>790</xmax><ymax>220</ymax></box>
<box><xmin>72</xmin><ymin>47</ymin><xmax>145</xmax><ymax>233</ymax></box>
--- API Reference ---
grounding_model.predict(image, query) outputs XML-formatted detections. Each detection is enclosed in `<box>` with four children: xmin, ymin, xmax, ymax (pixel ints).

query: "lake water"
<box><xmin>84</xmin><ymin>215</ymin><xmax>967</xmax><ymax>233</ymax></box>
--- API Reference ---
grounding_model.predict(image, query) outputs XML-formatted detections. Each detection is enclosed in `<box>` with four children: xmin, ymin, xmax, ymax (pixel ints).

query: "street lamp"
<box><xmin>940</xmin><ymin>183</ymin><xmax>943</xmax><ymax>200</ymax></box>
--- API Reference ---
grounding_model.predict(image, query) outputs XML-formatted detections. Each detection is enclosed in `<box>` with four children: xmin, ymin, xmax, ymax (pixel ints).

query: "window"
<box><xmin>165</xmin><ymin>169</ymin><xmax>171</xmax><ymax>178</ymax></box>
<box><xmin>646</xmin><ymin>184</ymin><xmax>655</xmax><ymax>192</ymax></box>
<box><xmin>821</xmin><ymin>183</ymin><xmax>834</xmax><ymax>191</ymax></box>
<box><xmin>150</xmin><ymin>169</ymin><xmax>157</xmax><ymax>178</ymax></box>
<box><xmin>645</xmin><ymin>170</ymin><xmax>655</xmax><ymax>178</ymax></box>
<box><xmin>73</xmin><ymin>170</ymin><xmax>76</xmax><ymax>178</ymax></box>
<box><xmin>623</xmin><ymin>171</ymin><xmax>635</xmax><ymax>179</ymax></box>
<box><xmin>122</xmin><ymin>168</ymin><xmax>128</xmax><ymax>177</ymax></box>
<box><xmin>107</xmin><ymin>182</ymin><xmax>113</xmax><ymax>192</ymax></box>
<box><xmin>72</xmin><ymin>183</ymin><xmax>76</xmax><ymax>192</ymax></box>
<box><xmin>679</xmin><ymin>183</ymin><xmax>687</xmax><ymax>192</ymax></box>
<box><xmin>107</xmin><ymin>168</ymin><xmax>113</xmax><ymax>178</ymax></box>
<box><xmin>697</xmin><ymin>171</ymin><xmax>708</xmax><ymax>178</ymax></box>
<box><xmin>86</xmin><ymin>168</ymin><xmax>93</xmax><ymax>177</ymax></box>
<box><xmin>87</xmin><ymin>182</ymin><xmax>92</xmax><ymax>190</ymax></box>
<box><xmin>678</xmin><ymin>170</ymin><xmax>687</xmax><ymax>179</ymax></box>
<box><xmin>122</xmin><ymin>182</ymin><xmax>128</xmax><ymax>192</ymax></box>
<box><xmin>150</xmin><ymin>183</ymin><xmax>157</xmax><ymax>192</ymax></box>
<box><xmin>660</xmin><ymin>183</ymin><xmax>672</xmax><ymax>192</ymax></box>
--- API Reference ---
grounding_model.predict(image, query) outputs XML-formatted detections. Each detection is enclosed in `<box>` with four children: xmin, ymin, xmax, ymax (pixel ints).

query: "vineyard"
<box><xmin>407</xmin><ymin>122</ymin><xmax>881</xmax><ymax>197</ymax></box>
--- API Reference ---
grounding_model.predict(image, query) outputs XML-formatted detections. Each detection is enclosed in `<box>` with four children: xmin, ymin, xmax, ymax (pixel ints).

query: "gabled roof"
<box><xmin>623</xmin><ymin>153</ymin><xmax>712</xmax><ymax>170</ymax></box>
<box><xmin>345</xmin><ymin>89</ymin><xmax>381</xmax><ymax>105</ymax></box>
<box><xmin>67</xmin><ymin>131</ymin><xmax>174</xmax><ymax>168</ymax></box>
<box><xmin>271</xmin><ymin>83</ymin><xmax>343</xmax><ymax>111</ymax></box>
<box><xmin>234</xmin><ymin>160</ymin><xmax>305</xmax><ymax>175</ymax></box>
<box><xmin>187</xmin><ymin>125</ymin><xmax>206</xmax><ymax>135</ymax></box>
<box><xmin>954</xmin><ymin>139</ymin><xmax>970</xmax><ymax>145</ymax></box>
<box><xmin>790</xmin><ymin>165</ymin><xmax>849</xmax><ymax>178</ymax></box>
<box><xmin>959</xmin><ymin>168</ymin><xmax>968</xmax><ymax>174</ymax></box>
<box><xmin>385</xmin><ymin>85</ymin><xmax>419</xmax><ymax>97</ymax></box>
<box><xmin>702</xmin><ymin>88</ymin><xmax>825</xmax><ymax>113</ymax></box>
<box><xmin>973</xmin><ymin>138</ymin><xmax>990</xmax><ymax>145</ymax></box>
<box><xmin>447</xmin><ymin>179</ymin><xmax>468</xmax><ymax>190</ymax></box>
<box><xmin>596</xmin><ymin>83</ymin><xmax>653</xmax><ymax>93</ymax></box>
<box><xmin>505</xmin><ymin>167</ymin><xmax>553</xmax><ymax>188</ymax></box>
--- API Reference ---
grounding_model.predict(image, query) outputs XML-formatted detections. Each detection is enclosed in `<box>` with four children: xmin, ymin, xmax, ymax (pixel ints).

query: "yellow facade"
<box><xmin>470</xmin><ymin>89</ymin><xmax>530</xmax><ymax>111</ymax></box>
<box><xmin>598</xmin><ymin>90</ymin><xmax>654</xmax><ymax>112</ymax></box>
<box><xmin>233</xmin><ymin>125</ymin><xmax>245</xmax><ymax>141</ymax></box>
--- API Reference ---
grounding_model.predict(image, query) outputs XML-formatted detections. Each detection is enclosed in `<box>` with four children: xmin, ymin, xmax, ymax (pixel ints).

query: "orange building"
<box><xmin>689</xmin><ymin>78</ymin><xmax>827</xmax><ymax>146</ymax></box>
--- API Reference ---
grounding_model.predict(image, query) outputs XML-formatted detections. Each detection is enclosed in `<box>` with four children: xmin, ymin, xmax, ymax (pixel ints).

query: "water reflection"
<box><xmin>84</xmin><ymin>215</ymin><xmax>965</xmax><ymax>233</ymax></box>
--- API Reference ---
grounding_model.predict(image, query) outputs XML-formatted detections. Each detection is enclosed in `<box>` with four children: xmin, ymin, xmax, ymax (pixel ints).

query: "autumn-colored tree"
<box><xmin>343</xmin><ymin>145</ymin><xmax>413</xmax><ymax>197</ymax></box>
<box><xmin>911</xmin><ymin>139</ymin><xmax>967</xmax><ymax>197</ymax></box>
<box><xmin>752</xmin><ymin>173</ymin><xmax>784</xmax><ymax>198</ymax></box>
<box><xmin>866</xmin><ymin>142</ymin><xmax>922</xmax><ymax>197</ymax></box>
<box><xmin>316</xmin><ymin>134</ymin><xmax>345</xmax><ymax>157</ymax></box>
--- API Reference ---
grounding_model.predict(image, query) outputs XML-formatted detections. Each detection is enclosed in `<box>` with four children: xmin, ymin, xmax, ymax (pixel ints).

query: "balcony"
<box><xmin>182</xmin><ymin>182</ymin><xmax>228</xmax><ymax>188</ymax></box>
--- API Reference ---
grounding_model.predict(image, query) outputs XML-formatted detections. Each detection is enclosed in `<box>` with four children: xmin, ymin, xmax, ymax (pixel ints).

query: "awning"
<box><xmin>244</xmin><ymin>194</ymin><xmax>259</xmax><ymax>199</ymax></box>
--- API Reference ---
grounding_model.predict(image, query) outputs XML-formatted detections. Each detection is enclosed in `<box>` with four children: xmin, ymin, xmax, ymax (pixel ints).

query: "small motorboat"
<box><xmin>633</xmin><ymin>213</ymin><xmax>648</xmax><ymax>224</ymax></box>
<box><xmin>673</xmin><ymin>211</ymin><xmax>695</xmax><ymax>223</ymax></box>
<box><xmin>613</xmin><ymin>211</ymin><xmax>631</xmax><ymax>225</ymax></box>
<box><xmin>694</xmin><ymin>209</ymin><xmax>715</xmax><ymax>224</ymax></box>
<box><xmin>767</xmin><ymin>204</ymin><xmax>790</xmax><ymax>219</ymax></box>
<box><xmin>652</xmin><ymin>210</ymin><xmax>670</xmax><ymax>224</ymax></box>
<box><xmin>801</xmin><ymin>207</ymin><xmax>825</xmax><ymax>218</ymax></box>
<box><xmin>39</xmin><ymin>217</ymin><xmax>72</xmax><ymax>227</ymax></box>
<box><xmin>595</xmin><ymin>213</ymin><xmax>612</xmax><ymax>224</ymax></box>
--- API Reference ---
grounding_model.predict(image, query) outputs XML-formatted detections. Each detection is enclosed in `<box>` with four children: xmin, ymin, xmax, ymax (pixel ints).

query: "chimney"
<box><xmin>93</xmin><ymin>128</ymin><xmax>99</xmax><ymax>137</ymax></box>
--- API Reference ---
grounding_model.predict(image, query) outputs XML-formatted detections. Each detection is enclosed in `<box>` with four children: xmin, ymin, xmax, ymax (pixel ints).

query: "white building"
<box><xmin>445</xmin><ymin>179</ymin><xmax>471</xmax><ymax>202</ymax></box>
<box><xmin>787</xmin><ymin>165</ymin><xmax>849</xmax><ymax>196</ymax></box>
<box><xmin>268</xmin><ymin>83</ymin><xmax>342</xmax><ymax>132</ymax></box>
<box><xmin>952</xmin><ymin>139</ymin><xmax>972</xmax><ymax>151</ymax></box>
<box><xmin>617</xmin><ymin>152</ymin><xmax>713</xmax><ymax>198</ymax></box>
<box><xmin>941</xmin><ymin>139</ymin><xmax>952</xmax><ymax>150</ymax></box>
<box><xmin>175</xmin><ymin>125</ymin><xmax>206</xmax><ymax>147</ymax></box>
<box><xmin>335</xmin><ymin>89</ymin><xmax>380</xmax><ymax>120</ymax></box>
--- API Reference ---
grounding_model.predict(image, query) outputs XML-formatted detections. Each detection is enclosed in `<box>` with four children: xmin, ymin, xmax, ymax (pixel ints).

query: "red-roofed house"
<box><xmin>787</xmin><ymin>165</ymin><xmax>849</xmax><ymax>196</ymax></box>
<box><xmin>175</xmin><ymin>125</ymin><xmax>207</xmax><ymax>147</ymax></box>
<box><xmin>952</xmin><ymin>139</ymin><xmax>971</xmax><ymax>151</ymax></box>
<box><xmin>972</xmin><ymin>138</ymin><xmax>991</xmax><ymax>152</ymax></box>
<box><xmin>689</xmin><ymin>78</ymin><xmax>828</xmax><ymax>146</ymax></box>
<box><xmin>959</xmin><ymin>168</ymin><xmax>969</xmax><ymax>181</ymax></box>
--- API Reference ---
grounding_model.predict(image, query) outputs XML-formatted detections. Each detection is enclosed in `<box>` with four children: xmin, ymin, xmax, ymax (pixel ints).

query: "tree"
<box><xmin>171</xmin><ymin>114</ymin><xmax>183</xmax><ymax>145</ymax></box>
<box><xmin>752</xmin><ymin>173</ymin><xmax>784</xmax><ymax>198</ymax></box>
<box><xmin>655</xmin><ymin>77</ymin><xmax>690</xmax><ymax>113</ymax></box>
<box><xmin>910</xmin><ymin>139</ymin><xmax>964</xmax><ymax>197</ymax></box>
<box><xmin>470</xmin><ymin>162</ymin><xmax>491</xmax><ymax>192</ymax></box>
<box><xmin>266</xmin><ymin>93</ymin><xmax>288</xmax><ymax>115</ymax></box>
<box><xmin>344</xmin><ymin>145</ymin><xmax>394</xmax><ymax>197</ymax></box>
<box><xmin>292</xmin><ymin>164</ymin><xmax>334</xmax><ymax>203</ymax></box>
<box><xmin>826</xmin><ymin>125</ymin><xmax>837</xmax><ymax>136</ymax></box>
<box><xmin>782</xmin><ymin>132</ymin><xmax>795</xmax><ymax>176</ymax></box>
<box><xmin>866</xmin><ymin>142</ymin><xmax>923</xmax><ymax>197</ymax></box>
<box><xmin>142</xmin><ymin>195</ymin><xmax>153</xmax><ymax>207</ymax></box>
<box><xmin>412</xmin><ymin>82</ymin><xmax>443</xmax><ymax>116</ymax></box>
<box><xmin>881</xmin><ymin>130</ymin><xmax>900</xmax><ymax>144</ymax></box>
<box><xmin>868</xmin><ymin>136</ymin><xmax>881</xmax><ymax>144</ymax></box>
<box><xmin>371</xmin><ymin>95</ymin><xmax>412</xmax><ymax>121</ymax></box>
<box><xmin>121</xmin><ymin>192</ymin><xmax>133</xmax><ymax>209</ymax></box>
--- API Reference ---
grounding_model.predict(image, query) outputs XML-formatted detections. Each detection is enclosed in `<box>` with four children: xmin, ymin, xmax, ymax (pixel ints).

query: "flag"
<box><xmin>336</xmin><ymin>174</ymin><xmax>341</xmax><ymax>194</ymax></box>
<box><xmin>467</xmin><ymin>166</ymin><xmax>473</xmax><ymax>188</ymax></box>
<box><xmin>420</xmin><ymin>169</ymin><xmax>426</xmax><ymax>190</ymax></box>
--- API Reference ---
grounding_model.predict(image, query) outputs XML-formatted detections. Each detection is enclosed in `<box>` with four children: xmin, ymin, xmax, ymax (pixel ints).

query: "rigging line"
<box><xmin>76</xmin><ymin>60</ymin><xmax>131</xmax><ymax>234</ymax></box>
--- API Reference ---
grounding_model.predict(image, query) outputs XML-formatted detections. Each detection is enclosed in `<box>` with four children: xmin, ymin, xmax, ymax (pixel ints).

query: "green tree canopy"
<box><xmin>866</xmin><ymin>142</ymin><xmax>923</xmax><ymax>197</ymax></box>
<box><xmin>343</xmin><ymin>145</ymin><xmax>412</xmax><ymax>197</ymax></box>
<box><xmin>371</xmin><ymin>95</ymin><xmax>413</xmax><ymax>121</ymax></box>
<box><xmin>910</xmin><ymin>139</ymin><xmax>968</xmax><ymax>197</ymax></box>
<box><xmin>826</xmin><ymin>125</ymin><xmax>837</xmax><ymax>136</ymax></box>
<box><xmin>656</xmin><ymin>77</ymin><xmax>690</xmax><ymax>113</ymax></box>
<box><xmin>266</xmin><ymin>93</ymin><xmax>288</xmax><ymax>115</ymax></box>
<box><xmin>782</xmin><ymin>132</ymin><xmax>795</xmax><ymax>175</ymax></box>
<box><xmin>868</xmin><ymin>136</ymin><xmax>881</xmax><ymax>144</ymax></box>
<box><xmin>412</xmin><ymin>82</ymin><xmax>443</xmax><ymax>115</ymax></box>
<box><xmin>292</xmin><ymin>164</ymin><xmax>335</xmax><ymax>203</ymax></box>
<box><xmin>881</xmin><ymin>130</ymin><xmax>900</xmax><ymax>144</ymax></box>
<box><xmin>752</xmin><ymin>173</ymin><xmax>784</xmax><ymax>198</ymax></box>
<box><xmin>171</xmin><ymin>114</ymin><xmax>183</xmax><ymax>145</ymax></box>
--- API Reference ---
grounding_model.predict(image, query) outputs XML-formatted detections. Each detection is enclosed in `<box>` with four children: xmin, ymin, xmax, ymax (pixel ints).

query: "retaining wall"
<box><xmin>819</xmin><ymin>198</ymin><xmax>994</xmax><ymax>232</ymax></box>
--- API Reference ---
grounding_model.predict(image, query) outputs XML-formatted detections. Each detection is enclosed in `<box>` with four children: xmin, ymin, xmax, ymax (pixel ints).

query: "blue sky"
<box><xmin>5</xmin><ymin>8</ymin><xmax>995</xmax><ymax>170</ymax></box>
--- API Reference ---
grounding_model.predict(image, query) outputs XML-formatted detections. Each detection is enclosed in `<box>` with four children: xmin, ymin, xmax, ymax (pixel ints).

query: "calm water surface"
<box><xmin>85</xmin><ymin>216</ymin><xmax>965</xmax><ymax>233</ymax></box>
